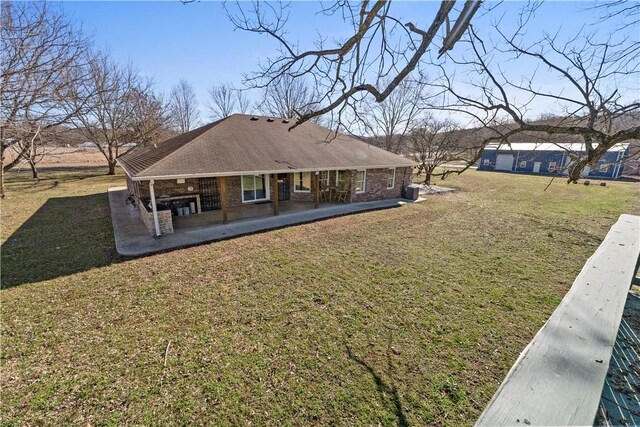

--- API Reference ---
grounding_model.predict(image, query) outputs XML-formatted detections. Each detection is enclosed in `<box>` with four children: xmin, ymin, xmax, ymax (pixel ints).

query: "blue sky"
<box><xmin>57</xmin><ymin>1</ymin><xmax>621</xmax><ymax>124</ymax></box>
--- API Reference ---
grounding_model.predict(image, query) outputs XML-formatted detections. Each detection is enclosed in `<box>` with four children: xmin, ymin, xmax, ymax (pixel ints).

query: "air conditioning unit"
<box><xmin>402</xmin><ymin>185</ymin><xmax>420</xmax><ymax>201</ymax></box>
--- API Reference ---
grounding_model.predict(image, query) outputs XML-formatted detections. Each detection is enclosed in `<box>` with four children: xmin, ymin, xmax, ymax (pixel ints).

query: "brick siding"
<box><xmin>352</xmin><ymin>167</ymin><xmax>412</xmax><ymax>202</ymax></box>
<box><xmin>224</xmin><ymin>176</ymin><xmax>243</xmax><ymax>207</ymax></box>
<box><xmin>136</xmin><ymin>178</ymin><xmax>201</xmax><ymax>200</ymax></box>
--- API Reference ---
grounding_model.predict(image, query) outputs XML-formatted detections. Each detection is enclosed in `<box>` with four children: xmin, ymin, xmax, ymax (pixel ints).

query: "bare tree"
<box><xmin>355</xmin><ymin>79</ymin><xmax>425</xmax><ymax>154</ymax></box>
<box><xmin>236</xmin><ymin>90</ymin><xmax>251</xmax><ymax>115</ymax></box>
<box><xmin>429</xmin><ymin>5</ymin><xmax>640</xmax><ymax>182</ymax></box>
<box><xmin>225</xmin><ymin>1</ymin><xmax>481</xmax><ymax>130</ymax></box>
<box><xmin>126</xmin><ymin>87</ymin><xmax>171</xmax><ymax>147</ymax></box>
<box><xmin>208</xmin><ymin>83</ymin><xmax>237</xmax><ymax>120</ymax></box>
<box><xmin>0</xmin><ymin>2</ymin><xmax>91</xmax><ymax>195</ymax></box>
<box><xmin>590</xmin><ymin>1</ymin><xmax>640</xmax><ymax>31</ymax></box>
<box><xmin>10</xmin><ymin>124</ymin><xmax>53</xmax><ymax>180</ymax></box>
<box><xmin>208</xmin><ymin>83</ymin><xmax>252</xmax><ymax>119</ymax></box>
<box><xmin>224</xmin><ymin>1</ymin><xmax>637</xmax><ymax>181</ymax></box>
<box><xmin>409</xmin><ymin>117</ymin><xmax>476</xmax><ymax>184</ymax></box>
<box><xmin>169</xmin><ymin>79</ymin><xmax>200</xmax><ymax>133</ymax></box>
<box><xmin>66</xmin><ymin>52</ymin><xmax>167</xmax><ymax>175</ymax></box>
<box><xmin>258</xmin><ymin>74</ymin><xmax>314</xmax><ymax>119</ymax></box>
<box><xmin>23</xmin><ymin>131</ymin><xmax>45</xmax><ymax>179</ymax></box>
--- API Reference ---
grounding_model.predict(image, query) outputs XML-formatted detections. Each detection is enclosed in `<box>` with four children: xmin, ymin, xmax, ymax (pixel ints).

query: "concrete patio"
<box><xmin>108</xmin><ymin>187</ymin><xmax>410</xmax><ymax>256</ymax></box>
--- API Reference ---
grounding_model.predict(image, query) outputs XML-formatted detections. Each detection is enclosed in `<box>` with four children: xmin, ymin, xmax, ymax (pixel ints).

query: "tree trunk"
<box><xmin>424</xmin><ymin>166</ymin><xmax>435</xmax><ymax>185</ymax></box>
<box><xmin>567</xmin><ymin>158</ymin><xmax>589</xmax><ymax>183</ymax></box>
<box><xmin>0</xmin><ymin>159</ymin><xmax>4</xmax><ymax>199</ymax></box>
<box><xmin>29</xmin><ymin>161</ymin><xmax>39</xmax><ymax>180</ymax></box>
<box><xmin>107</xmin><ymin>161</ymin><xmax>116</xmax><ymax>175</ymax></box>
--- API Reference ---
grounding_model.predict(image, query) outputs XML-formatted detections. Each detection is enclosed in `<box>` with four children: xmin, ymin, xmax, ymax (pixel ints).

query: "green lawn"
<box><xmin>1</xmin><ymin>167</ymin><xmax>639</xmax><ymax>426</ymax></box>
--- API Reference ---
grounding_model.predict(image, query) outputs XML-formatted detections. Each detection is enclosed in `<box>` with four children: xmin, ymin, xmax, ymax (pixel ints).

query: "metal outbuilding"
<box><xmin>477</xmin><ymin>142</ymin><xmax>629</xmax><ymax>179</ymax></box>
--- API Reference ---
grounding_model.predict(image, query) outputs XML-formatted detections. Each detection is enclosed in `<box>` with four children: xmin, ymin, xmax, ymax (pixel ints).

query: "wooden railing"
<box><xmin>476</xmin><ymin>214</ymin><xmax>640</xmax><ymax>426</ymax></box>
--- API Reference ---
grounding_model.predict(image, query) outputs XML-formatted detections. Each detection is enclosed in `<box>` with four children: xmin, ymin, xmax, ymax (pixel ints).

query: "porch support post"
<box><xmin>314</xmin><ymin>172</ymin><xmax>320</xmax><ymax>209</ymax></box>
<box><xmin>219</xmin><ymin>176</ymin><xmax>228</xmax><ymax>224</ymax></box>
<box><xmin>195</xmin><ymin>194</ymin><xmax>202</xmax><ymax>214</ymax></box>
<box><xmin>272</xmin><ymin>174</ymin><xmax>279</xmax><ymax>216</ymax></box>
<box><xmin>149</xmin><ymin>179</ymin><xmax>161</xmax><ymax>237</ymax></box>
<box><xmin>349</xmin><ymin>170</ymin><xmax>355</xmax><ymax>203</ymax></box>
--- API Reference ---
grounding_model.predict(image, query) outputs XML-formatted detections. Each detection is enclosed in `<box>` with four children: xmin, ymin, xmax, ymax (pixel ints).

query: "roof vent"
<box><xmin>250</xmin><ymin>116</ymin><xmax>259</xmax><ymax>121</ymax></box>
<box><xmin>267</xmin><ymin>118</ymin><xmax>274</xmax><ymax>122</ymax></box>
<box><xmin>282</xmin><ymin>119</ymin><xmax>290</xmax><ymax>124</ymax></box>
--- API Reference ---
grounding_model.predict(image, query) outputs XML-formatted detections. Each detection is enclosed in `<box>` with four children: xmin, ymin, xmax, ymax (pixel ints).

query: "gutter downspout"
<box><xmin>149</xmin><ymin>179</ymin><xmax>161</xmax><ymax>237</ymax></box>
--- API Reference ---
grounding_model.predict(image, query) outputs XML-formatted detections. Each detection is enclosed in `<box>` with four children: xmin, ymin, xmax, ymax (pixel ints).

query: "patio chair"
<box><xmin>335</xmin><ymin>181</ymin><xmax>350</xmax><ymax>203</ymax></box>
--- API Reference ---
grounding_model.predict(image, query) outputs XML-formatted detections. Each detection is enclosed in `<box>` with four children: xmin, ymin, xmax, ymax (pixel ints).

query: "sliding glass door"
<box><xmin>242</xmin><ymin>174</ymin><xmax>269</xmax><ymax>202</ymax></box>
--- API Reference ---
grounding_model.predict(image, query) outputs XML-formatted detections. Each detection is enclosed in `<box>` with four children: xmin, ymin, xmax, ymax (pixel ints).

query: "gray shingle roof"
<box><xmin>117</xmin><ymin>114</ymin><xmax>416</xmax><ymax>179</ymax></box>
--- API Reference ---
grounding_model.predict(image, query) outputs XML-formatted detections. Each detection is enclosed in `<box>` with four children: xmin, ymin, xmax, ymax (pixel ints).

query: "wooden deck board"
<box><xmin>476</xmin><ymin>214</ymin><xmax>640</xmax><ymax>426</ymax></box>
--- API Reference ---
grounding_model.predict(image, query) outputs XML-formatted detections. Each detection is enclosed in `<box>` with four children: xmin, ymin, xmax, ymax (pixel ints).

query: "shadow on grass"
<box><xmin>346</xmin><ymin>339</ymin><xmax>409</xmax><ymax>427</ymax></box>
<box><xmin>5</xmin><ymin>167</ymin><xmax>113</xmax><ymax>193</ymax></box>
<box><xmin>1</xmin><ymin>193</ymin><xmax>120</xmax><ymax>289</ymax></box>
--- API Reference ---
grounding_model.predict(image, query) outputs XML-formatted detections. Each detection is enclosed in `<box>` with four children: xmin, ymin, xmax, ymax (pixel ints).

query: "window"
<box><xmin>548</xmin><ymin>161</ymin><xmax>557</xmax><ymax>172</ymax></box>
<box><xmin>519</xmin><ymin>160</ymin><xmax>527</xmax><ymax>168</ymax></box>
<box><xmin>294</xmin><ymin>172</ymin><xmax>311</xmax><ymax>192</ymax></box>
<box><xmin>242</xmin><ymin>174</ymin><xmax>268</xmax><ymax>202</ymax></box>
<box><xmin>387</xmin><ymin>168</ymin><xmax>396</xmax><ymax>189</ymax></box>
<box><xmin>483</xmin><ymin>159</ymin><xmax>490</xmax><ymax>166</ymax></box>
<box><xmin>355</xmin><ymin>169</ymin><xmax>366</xmax><ymax>193</ymax></box>
<box><xmin>319</xmin><ymin>171</ymin><xmax>330</xmax><ymax>188</ymax></box>
<box><xmin>599</xmin><ymin>164</ymin><xmax>609</xmax><ymax>172</ymax></box>
<box><xmin>336</xmin><ymin>170</ymin><xmax>348</xmax><ymax>188</ymax></box>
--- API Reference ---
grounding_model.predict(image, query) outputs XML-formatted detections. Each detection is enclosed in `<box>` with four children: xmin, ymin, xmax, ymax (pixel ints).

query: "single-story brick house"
<box><xmin>117</xmin><ymin>114</ymin><xmax>416</xmax><ymax>236</ymax></box>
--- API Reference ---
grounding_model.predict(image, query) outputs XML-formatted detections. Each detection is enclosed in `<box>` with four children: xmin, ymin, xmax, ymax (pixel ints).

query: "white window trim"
<box><xmin>319</xmin><ymin>170</ymin><xmax>330</xmax><ymax>187</ymax></box>
<box><xmin>483</xmin><ymin>159</ymin><xmax>490</xmax><ymax>165</ymax></box>
<box><xmin>335</xmin><ymin>170</ymin><xmax>347</xmax><ymax>187</ymax></box>
<box><xmin>293</xmin><ymin>172</ymin><xmax>311</xmax><ymax>193</ymax></box>
<box><xmin>519</xmin><ymin>160</ymin><xmax>527</xmax><ymax>168</ymax></box>
<box><xmin>241</xmin><ymin>174</ymin><xmax>270</xmax><ymax>203</ymax></box>
<box><xmin>355</xmin><ymin>169</ymin><xmax>366</xmax><ymax>194</ymax></box>
<box><xmin>387</xmin><ymin>168</ymin><xmax>396</xmax><ymax>189</ymax></box>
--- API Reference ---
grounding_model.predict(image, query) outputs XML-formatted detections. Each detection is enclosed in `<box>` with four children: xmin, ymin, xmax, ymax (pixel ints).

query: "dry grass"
<box><xmin>1</xmin><ymin>167</ymin><xmax>639</xmax><ymax>426</ymax></box>
<box><xmin>4</xmin><ymin>147</ymin><xmax>108</xmax><ymax>170</ymax></box>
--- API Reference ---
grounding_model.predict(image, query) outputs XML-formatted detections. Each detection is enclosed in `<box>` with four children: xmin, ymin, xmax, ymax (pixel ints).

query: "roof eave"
<box><xmin>115</xmin><ymin>157</ymin><xmax>136</xmax><ymax>178</ymax></box>
<box><xmin>129</xmin><ymin>164</ymin><xmax>418</xmax><ymax>181</ymax></box>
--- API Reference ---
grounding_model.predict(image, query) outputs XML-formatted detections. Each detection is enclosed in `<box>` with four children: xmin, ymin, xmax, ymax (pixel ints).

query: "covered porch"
<box><xmin>136</xmin><ymin>171</ymin><xmax>353</xmax><ymax>237</ymax></box>
<box><xmin>108</xmin><ymin>187</ymin><xmax>407</xmax><ymax>256</ymax></box>
<box><xmin>172</xmin><ymin>200</ymin><xmax>340</xmax><ymax>230</ymax></box>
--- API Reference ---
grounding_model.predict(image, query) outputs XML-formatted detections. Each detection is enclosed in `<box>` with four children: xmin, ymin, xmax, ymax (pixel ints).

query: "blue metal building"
<box><xmin>477</xmin><ymin>143</ymin><xmax>629</xmax><ymax>179</ymax></box>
